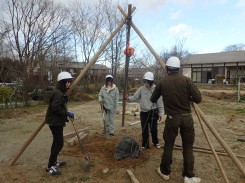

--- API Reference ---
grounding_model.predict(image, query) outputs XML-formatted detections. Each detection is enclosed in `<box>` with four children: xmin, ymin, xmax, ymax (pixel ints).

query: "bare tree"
<box><xmin>69</xmin><ymin>0</ymin><xmax>108</xmax><ymax>64</ymax></box>
<box><xmin>0</xmin><ymin>57</ymin><xmax>14</xmax><ymax>83</ymax></box>
<box><xmin>223</xmin><ymin>43</ymin><xmax>245</xmax><ymax>52</ymax></box>
<box><xmin>0</xmin><ymin>22</ymin><xmax>13</xmax><ymax>82</ymax></box>
<box><xmin>160</xmin><ymin>38</ymin><xmax>191</xmax><ymax>63</ymax></box>
<box><xmin>68</xmin><ymin>0</ymin><xmax>111</xmax><ymax>90</ymax></box>
<box><xmin>2</xmin><ymin>0</ymin><xmax>71</xmax><ymax>106</ymax></box>
<box><xmin>101</xmin><ymin>0</ymin><xmax>127</xmax><ymax>82</ymax></box>
<box><xmin>0</xmin><ymin>24</ymin><xmax>10</xmax><ymax>56</ymax></box>
<box><xmin>127</xmin><ymin>48</ymin><xmax>163</xmax><ymax>84</ymax></box>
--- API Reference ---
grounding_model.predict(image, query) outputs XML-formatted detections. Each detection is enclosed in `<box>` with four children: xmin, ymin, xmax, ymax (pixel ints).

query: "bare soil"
<box><xmin>0</xmin><ymin>90</ymin><xmax>245</xmax><ymax>183</ymax></box>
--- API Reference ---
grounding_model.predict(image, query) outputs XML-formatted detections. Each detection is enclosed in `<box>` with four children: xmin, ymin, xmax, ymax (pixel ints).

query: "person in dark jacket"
<box><xmin>150</xmin><ymin>56</ymin><xmax>202</xmax><ymax>183</ymax></box>
<box><xmin>45</xmin><ymin>71</ymin><xmax>74</xmax><ymax>176</ymax></box>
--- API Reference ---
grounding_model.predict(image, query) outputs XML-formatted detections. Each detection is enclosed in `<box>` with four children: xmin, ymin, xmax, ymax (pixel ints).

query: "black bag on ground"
<box><xmin>114</xmin><ymin>136</ymin><xmax>140</xmax><ymax>160</ymax></box>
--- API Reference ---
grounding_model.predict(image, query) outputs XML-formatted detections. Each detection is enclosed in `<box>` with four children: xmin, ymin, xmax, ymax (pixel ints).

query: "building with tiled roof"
<box><xmin>182</xmin><ymin>50</ymin><xmax>245</xmax><ymax>84</ymax></box>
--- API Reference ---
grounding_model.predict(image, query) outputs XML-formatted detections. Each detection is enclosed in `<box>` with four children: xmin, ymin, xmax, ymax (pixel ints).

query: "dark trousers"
<box><xmin>160</xmin><ymin>114</ymin><xmax>195</xmax><ymax>177</ymax></box>
<box><xmin>48</xmin><ymin>126</ymin><xmax>64</xmax><ymax>168</ymax></box>
<box><xmin>140</xmin><ymin>110</ymin><xmax>159</xmax><ymax>148</ymax></box>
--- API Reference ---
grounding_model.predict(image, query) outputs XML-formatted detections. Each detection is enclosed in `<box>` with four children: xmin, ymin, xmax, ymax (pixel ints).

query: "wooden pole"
<box><xmin>237</xmin><ymin>76</ymin><xmax>241</xmax><ymax>102</ymax></box>
<box><xmin>119</xmin><ymin>5</ymin><xmax>245</xmax><ymax>178</ymax></box>
<box><xmin>9</xmin><ymin>16</ymin><xmax>128</xmax><ymax>166</ymax></box>
<box><xmin>9</xmin><ymin>120</ymin><xmax>45</xmax><ymax>166</ymax></box>
<box><xmin>66</xmin><ymin>16</ymin><xmax>129</xmax><ymax>95</ymax></box>
<box><xmin>192</xmin><ymin>103</ymin><xmax>229</xmax><ymax>183</ymax></box>
<box><xmin>174</xmin><ymin>146</ymin><xmax>245</xmax><ymax>159</ymax></box>
<box><xmin>127</xmin><ymin>169</ymin><xmax>140</xmax><ymax>183</ymax></box>
<box><xmin>193</xmin><ymin>103</ymin><xmax>245</xmax><ymax>178</ymax></box>
<box><xmin>122</xmin><ymin>4</ymin><xmax>133</xmax><ymax>127</ymax></box>
<box><xmin>118</xmin><ymin>5</ymin><xmax>166</xmax><ymax>72</ymax></box>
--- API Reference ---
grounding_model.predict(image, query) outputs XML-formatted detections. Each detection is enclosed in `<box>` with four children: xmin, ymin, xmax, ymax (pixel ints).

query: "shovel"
<box><xmin>100</xmin><ymin>102</ymin><xmax>107</xmax><ymax>138</ymax></box>
<box><xmin>70</xmin><ymin>118</ymin><xmax>91</xmax><ymax>168</ymax></box>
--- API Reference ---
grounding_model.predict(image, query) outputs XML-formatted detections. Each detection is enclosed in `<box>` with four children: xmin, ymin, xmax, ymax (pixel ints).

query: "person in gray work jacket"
<box><xmin>99</xmin><ymin>74</ymin><xmax>119</xmax><ymax>137</ymax></box>
<box><xmin>127</xmin><ymin>72</ymin><xmax>164</xmax><ymax>150</ymax></box>
<box><xmin>150</xmin><ymin>56</ymin><xmax>202</xmax><ymax>183</ymax></box>
<box><xmin>45</xmin><ymin>71</ymin><xmax>75</xmax><ymax>176</ymax></box>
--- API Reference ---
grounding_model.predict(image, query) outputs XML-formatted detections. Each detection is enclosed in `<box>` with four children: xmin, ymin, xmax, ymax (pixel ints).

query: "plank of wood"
<box><xmin>129</xmin><ymin>121</ymin><xmax>140</xmax><ymax>126</ymax></box>
<box><xmin>65</xmin><ymin>131</ymin><xmax>89</xmax><ymax>147</ymax></box>
<box><xmin>64</xmin><ymin>128</ymin><xmax>89</xmax><ymax>139</ymax></box>
<box><xmin>174</xmin><ymin>146</ymin><xmax>245</xmax><ymax>159</ymax></box>
<box><xmin>127</xmin><ymin>169</ymin><xmax>140</xmax><ymax>183</ymax></box>
<box><xmin>78</xmin><ymin>132</ymin><xmax>89</xmax><ymax>143</ymax></box>
<box><xmin>230</xmin><ymin>128</ymin><xmax>245</xmax><ymax>133</ymax></box>
<box><xmin>65</xmin><ymin>136</ymin><xmax>77</xmax><ymax>147</ymax></box>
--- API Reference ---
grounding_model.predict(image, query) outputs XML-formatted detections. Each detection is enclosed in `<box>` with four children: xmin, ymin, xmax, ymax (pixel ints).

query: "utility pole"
<box><xmin>237</xmin><ymin>75</ymin><xmax>241</xmax><ymax>102</ymax></box>
<box><xmin>122</xmin><ymin>4</ymin><xmax>132</xmax><ymax>126</ymax></box>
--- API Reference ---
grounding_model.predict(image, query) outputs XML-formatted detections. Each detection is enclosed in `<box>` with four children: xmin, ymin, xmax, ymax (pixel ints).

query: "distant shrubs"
<box><xmin>128</xmin><ymin>87</ymin><xmax>138</xmax><ymax>93</ymax></box>
<box><xmin>70</xmin><ymin>87</ymin><xmax>98</xmax><ymax>102</ymax></box>
<box><xmin>0</xmin><ymin>86</ymin><xmax>14</xmax><ymax>102</ymax></box>
<box><xmin>215</xmin><ymin>74</ymin><xmax>225</xmax><ymax>84</ymax></box>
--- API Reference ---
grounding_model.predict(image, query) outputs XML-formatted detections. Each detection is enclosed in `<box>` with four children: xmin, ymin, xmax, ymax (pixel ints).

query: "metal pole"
<box><xmin>122</xmin><ymin>4</ymin><xmax>132</xmax><ymax>127</ymax></box>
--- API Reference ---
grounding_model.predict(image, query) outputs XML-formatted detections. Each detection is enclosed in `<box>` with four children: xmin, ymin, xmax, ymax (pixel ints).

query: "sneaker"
<box><xmin>46</xmin><ymin>166</ymin><xmax>61</xmax><ymax>176</ymax></box>
<box><xmin>140</xmin><ymin>146</ymin><xmax>145</xmax><ymax>150</ymax></box>
<box><xmin>54</xmin><ymin>161</ymin><xmax>67</xmax><ymax>168</ymax></box>
<box><xmin>157</xmin><ymin>167</ymin><xmax>170</xmax><ymax>180</ymax></box>
<box><xmin>184</xmin><ymin>176</ymin><xmax>201</xmax><ymax>183</ymax></box>
<box><xmin>155</xmin><ymin>143</ymin><xmax>161</xmax><ymax>149</ymax></box>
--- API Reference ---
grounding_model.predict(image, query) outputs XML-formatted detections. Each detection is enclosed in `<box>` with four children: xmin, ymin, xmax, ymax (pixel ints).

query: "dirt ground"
<box><xmin>0</xmin><ymin>90</ymin><xmax>245</xmax><ymax>183</ymax></box>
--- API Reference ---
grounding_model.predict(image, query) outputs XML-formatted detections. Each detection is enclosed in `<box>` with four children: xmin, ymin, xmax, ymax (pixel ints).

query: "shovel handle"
<box><xmin>70</xmin><ymin>118</ymin><xmax>88</xmax><ymax>157</ymax></box>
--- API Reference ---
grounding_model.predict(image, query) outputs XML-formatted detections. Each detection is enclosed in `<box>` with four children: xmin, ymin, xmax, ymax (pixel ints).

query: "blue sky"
<box><xmin>127</xmin><ymin>0</ymin><xmax>245</xmax><ymax>54</ymax></box>
<box><xmin>1</xmin><ymin>0</ymin><xmax>244</xmax><ymax>55</ymax></box>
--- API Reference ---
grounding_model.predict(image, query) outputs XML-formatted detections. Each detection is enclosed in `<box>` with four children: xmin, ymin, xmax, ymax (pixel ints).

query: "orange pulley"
<box><xmin>124</xmin><ymin>44</ymin><xmax>134</xmax><ymax>57</ymax></box>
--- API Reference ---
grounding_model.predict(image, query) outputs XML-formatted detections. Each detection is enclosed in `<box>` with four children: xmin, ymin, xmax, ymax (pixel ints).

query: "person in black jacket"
<box><xmin>151</xmin><ymin>57</ymin><xmax>202</xmax><ymax>183</ymax></box>
<box><xmin>45</xmin><ymin>71</ymin><xmax>74</xmax><ymax>176</ymax></box>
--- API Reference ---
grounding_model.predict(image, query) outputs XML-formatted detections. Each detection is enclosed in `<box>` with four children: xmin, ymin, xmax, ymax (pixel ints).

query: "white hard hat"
<box><xmin>143</xmin><ymin>72</ymin><xmax>154</xmax><ymax>81</ymax></box>
<box><xmin>57</xmin><ymin>71</ymin><xmax>73</xmax><ymax>81</ymax></box>
<box><xmin>105</xmin><ymin>74</ymin><xmax>113</xmax><ymax>79</ymax></box>
<box><xmin>166</xmin><ymin>56</ymin><xmax>180</xmax><ymax>68</ymax></box>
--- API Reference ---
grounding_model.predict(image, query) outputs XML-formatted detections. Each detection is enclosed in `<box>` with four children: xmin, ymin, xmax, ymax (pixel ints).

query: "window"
<box><xmin>192</xmin><ymin>71</ymin><xmax>201</xmax><ymax>83</ymax></box>
<box><xmin>192</xmin><ymin>68</ymin><xmax>202</xmax><ymax>83</ymax></box>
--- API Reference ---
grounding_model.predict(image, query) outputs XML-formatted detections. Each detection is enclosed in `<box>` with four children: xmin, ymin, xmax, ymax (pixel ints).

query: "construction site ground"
<box><xmin>0</xmin><ymin>88</ymin><xmax>245</xmax><ymax>183</ymax></box>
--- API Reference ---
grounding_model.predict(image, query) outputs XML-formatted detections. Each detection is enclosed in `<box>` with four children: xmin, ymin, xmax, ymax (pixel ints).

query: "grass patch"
<box><xmin>198</xmin><ymin>99</ymin><xmax>245</xmax><ymax>115</ymax></box>
<box><xmin>0</xmin><ymin>104</ymin><xmax>48</xmax><ymax>119</ymax></box>
<box><xmin>80</xmin><ymin>175</ymin><xmax>90</xmax><ymax>181</ymax></box>
<box><xmin>235</xmin><ymin>108</ymin><xmax>245</xmax><ymax>114</ymax></box>
<box><xmin>0</xmin><ymin>101</ymin><xmax>87</xmax><ymax>119</ymax></box>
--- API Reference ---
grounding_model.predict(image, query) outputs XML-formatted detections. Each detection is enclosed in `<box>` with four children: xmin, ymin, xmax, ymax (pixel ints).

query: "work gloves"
<box><xmin>67</xmin><ymin>112</ymin><xmax>74</xmax><ymax>118</ymax></box>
